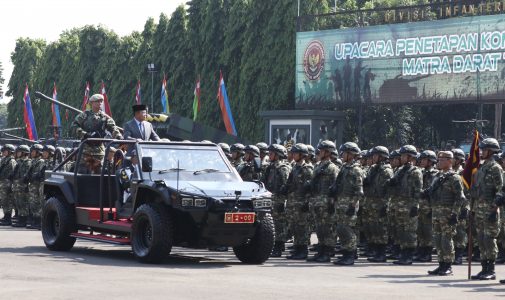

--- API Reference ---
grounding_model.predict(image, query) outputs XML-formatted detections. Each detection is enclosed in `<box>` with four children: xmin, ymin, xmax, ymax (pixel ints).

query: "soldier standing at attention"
<box><xmin>11</xmin><ymin>145</ymin><xmax>32</xmax><ymax>227</ymax></box>
<box><xmin>71</xmin><ymin>94</ymin><xmax>122</xmax><ymax>173</ymax></box>
<box><xmin>366</xmin><ymin>146</ymin><xmax>394</xmax><ymax>263</ymax></box>
<box><xmin>264</xmin><ymin>144</ymin><xmax>291</xmax><ymax>257</ymax></box>
<box><xmin>391</xmin><ymin>145</ymin><xmax>423</xmax><ymax>265</ymax></box>
<box><xmin>218</xmin><ymin>143</ymin><xmax>231</xmax><ymax>161</ymax></box>
<box><xmin>332</xmin><ymin>142</ymin><xmax>363</xmax><ymax>266</ymax></box>
<box><xmin>415</xmin><ymin>150</ymin><xmax>439</xmax><ymax>262</ymax></box>
<box><xmin>306</xmin><ymin>141</ymin><xmax>339</xmax><ymax>263</ymax></box>
<box><xmin>238</xmin><ymin>145</ymin><xmax>262</xmax><ymax>181</ymax></box>
<box><xmin>451</xmin><ymin>148</ymin><xmax>470</xmax><ymax>265</ymax></box>
<box><xmin>0</xmin><ymin>144</ymin><xmax>17</xmax><ymax>226</ymax></box>
<box><xmin>229</xmin><ymin>143</ymin><xmax>245</xmax><ymax>170</ymax></box>
<box><xmin>26</xmin><ymin>144</ymin><xmax>45</xmax><ymax>229</ymax></box>
<box><xmin>42</xmin><ymin>145</ymin><xmax>56</xmax><ymax>171</ymax></box>
<box><xmin>387</xmin><ymin>149</ymin><xmax>402</xmax><ymax>259</ymax></box>
<box><xmin>285</xmin><ymin>144</ymin><xmax>313</xmax><ymax>260</ymax></box>
<box><xmin>473</xmin><ymin>138</ymin><xmax>503</xmax><ymax>280</ymax></box>
<box><xmin>426</xmin><ymin>151</ymin><xmax>465</xmax><ymax>276</ymax></box>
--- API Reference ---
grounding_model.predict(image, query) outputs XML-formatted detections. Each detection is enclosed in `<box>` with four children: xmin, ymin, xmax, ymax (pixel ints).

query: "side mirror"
<box><xmin>253</xmin><ymin>157</ymin><xmax>262</xmax><ymax>172</ymax></box>
<box><xmin>141</xmin><ymin>157</ymin><xmax>153</xmax><ymax>172</ymax></box>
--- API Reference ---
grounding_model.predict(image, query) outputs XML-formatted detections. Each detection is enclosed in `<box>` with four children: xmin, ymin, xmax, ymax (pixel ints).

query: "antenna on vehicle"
<box><xmin>176</xmin><ymin>160</ymin><xmax>180</xmax><ymax>193</ymax></box>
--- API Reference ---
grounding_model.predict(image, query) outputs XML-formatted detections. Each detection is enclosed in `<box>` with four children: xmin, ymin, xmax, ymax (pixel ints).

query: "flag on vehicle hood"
<box><xmin>100</xmin><ymin>81</ymin><xmax>112</xmax><ymax>117</ymax></box>
<box><xmin>81</xmin><ymin>81</ymin><xmax>90</xmax><ymax>111</ymax></box>
<box><xmin>51</xmin><ymin>82</ymin><xmax>61</xmax><ymax>127</ymax></box>
<box><xmin>23</xmin><ymin>84</ymin><xmax>38</xmax><ymax>141</ymax></box>
<box><xmin>462</xmin><ymin>129</ymin><xmax>479</xmax><ymax>189</ymax></box>
<box><xmin>217</xmin><ymin>71</ymin><xmax>237</xmax><ymax>136</ymax></box>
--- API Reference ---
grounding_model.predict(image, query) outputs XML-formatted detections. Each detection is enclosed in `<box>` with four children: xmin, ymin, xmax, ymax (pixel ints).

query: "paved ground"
<box><xmin>1</xmin><ymin>227</ymin><xmax>504</xmax><ymax>300</ymax></box>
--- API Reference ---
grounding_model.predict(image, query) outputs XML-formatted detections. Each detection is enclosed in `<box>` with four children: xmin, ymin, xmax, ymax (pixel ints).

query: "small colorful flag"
<box><xmin>160</xmin><ymin>75</ymin><xmax>169</xmax><ymax>113</ymax></box>
<box><xmin>51</xmin><ymin>83</ymin><xmax>62</xmax><ymax>127</ymax></box>
<box><xmin>462</xmin><ymin>129</ymin><xmax>480</xmax><ymax>189</ymax></box>
<box><xmin>81</xmin><ymin>81</ymin><xmax>90</xmax><ymax>111</ymax></box>
<box><xmin>100</xmin><ymin>81</ymin><xmax>113</xmax><ymax>117</ymax></box>
<box><xmin>192</xmin><ymin>77</ymin><xmax>200</xmax><ymax>121</ymax></box>
<box><xmin>135</xmin><ymin>80</ymin><xmax>142</xmax><ymax>104</ymax></box>
<box><xmin>23</xmin><ymin>84</ymin><xmax>38</xmax><ymax>141</ymax></box>
<box><xmin>217</xmin><ymin>71</ymin><xmax>237</xmax><ymax>136</ymax></box>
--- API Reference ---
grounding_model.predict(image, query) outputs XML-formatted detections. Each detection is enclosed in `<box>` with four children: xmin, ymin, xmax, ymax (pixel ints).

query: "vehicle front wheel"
<box><xmin>131</xmin><ymin>203</ymin><xmax>173</xmax><ymax>263</ymax></box>
<box><xmin>233</xmin><ymin>213</ymin><xmax>275</xmax><ymax>264</ymax></box>
<box><xmin>41</xmin><ymin>197</ymin><xmax>76</xmax><ymax>251</ymax></box>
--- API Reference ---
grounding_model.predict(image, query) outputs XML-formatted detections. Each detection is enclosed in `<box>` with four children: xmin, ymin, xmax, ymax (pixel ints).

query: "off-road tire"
<box><xmin>131</xmin><ymin>203</ymin><xmax>173</xmax><ymax>263</ymax></box>
<box><xmin>233</xmin><ymin>213</ymin><xmax>275</xmax><ymax>264</ymax></box>
<box><xmin>41</xmin><ymin>197</ymin><xmax>76</xmax><ymax>251</ymax></box>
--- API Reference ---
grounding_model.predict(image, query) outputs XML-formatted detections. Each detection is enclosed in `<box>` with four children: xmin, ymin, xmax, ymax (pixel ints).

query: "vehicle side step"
<box><xmin>71</xmin><ymin>232</ymin><xmax>131</xmax><ymax>245</ymax></box>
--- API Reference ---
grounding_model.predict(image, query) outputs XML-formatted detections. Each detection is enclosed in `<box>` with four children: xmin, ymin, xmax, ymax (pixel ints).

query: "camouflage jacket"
<box><xmin>335</xmin><ymin>161</ymin><xmax>364</xmax><ymax>198</ymax></box>
<box><xmin>237</xmin><ymin>161</ymin><xmax>262</xmax><ymax>182</ymax></box>
<box><xmin>311</xmin><ymin>159</ymin><xmax>339</xmax><ymax>195</ymax></box>
<box><xmin>231</xmin><ymin>157</ymin><xmax>243</xmax><ymax>170</ymax></box>
<box><xmin>12</xmin><ymin>157</ymin><xmax>32</xmax><ymax>181</ymax></box>
<box><xmin>393</xmin><ymin>163</ymin><xmax>423</xmax><ymax>207</ymax></box>
<box><xmin>0</xmin><ymin>156</ymin><xmax>16</xmax><ymax>181</ymax></box>
<box><xmin>71</xmin><ymin>110</ymin><xmax>122</xmax><ymax>156</ymax></box>
<box><xmin>264</xmin><ymin>159</ymin><xmax>291</xmax><ymax>195</ymax></box>
<box><xmin>472</xmin><ymin>158</ymin><xmax>503</xmax><ymax>203</ymax></box>
<box><xmin>423</xmin><ymin>167</ymin><xmax>439</xmax><ymax>189</ymax></box>
<box><xmin>429</xmin><ymin>170</ymin><xmax>465</xmax><ymax>215</ymax></box>
<box><xmin>28</xmin><ymin>157</ymin><xmax>46</xmax><ymax>183</ymax></box>
<box><xmin>365</xmin><ymin>162</ymin><xmax>394</xmax><ymax>199</ymax></box>
<box><xmin>287</xmin><ymin>161</ymin><xmax>313</xmax><ymax>197</ymax></box>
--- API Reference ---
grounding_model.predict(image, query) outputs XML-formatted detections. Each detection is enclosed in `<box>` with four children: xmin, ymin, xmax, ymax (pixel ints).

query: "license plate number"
<box><xmin>224</xmin><ymin>212</ymin><xmax>255</xmax><ymax>224</ymax></box>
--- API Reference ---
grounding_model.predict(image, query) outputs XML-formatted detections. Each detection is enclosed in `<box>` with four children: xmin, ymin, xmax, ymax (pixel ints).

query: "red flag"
<box><xmin>216</xmin><ymin>71</ymin><xmax>237</xmax><ymax>136</ymax></box>
<box><xmin>135</xmin><ymin>80</ymin><xmax>141</xmax><ymax>104</ymax></box>
<box><xmin>51</xmin><ymin>83</ymin><xmax>62</xmax><ymax>126</ymax></box>
<box><xmin>462</xmin><ymin>129</ymin><xmax>480</xmax><ymax>189</ymax></box>
<box><xmin>100</xmin><ymin>81</ymin><xmax>112</xmax><ymax>117</ymax></box>
<box><xmin>23</xmin><ymin>84</ymin><xmax>38</xmax><ymax>141</ymax></box>
<box><xmin>81</xmin><ymin>82</ymin><xmax>90</xmax><ymax>111</ymax></box>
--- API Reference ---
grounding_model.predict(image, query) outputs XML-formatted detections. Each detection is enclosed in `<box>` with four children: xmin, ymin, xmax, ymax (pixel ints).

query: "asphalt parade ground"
<box><xmin>1</xmin><ymin>227</ymin><xmax>504</xmax><ymax>300</ymax></box>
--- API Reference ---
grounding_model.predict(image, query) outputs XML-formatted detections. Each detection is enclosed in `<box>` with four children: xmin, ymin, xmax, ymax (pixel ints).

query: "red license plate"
<box><xmin>224</xmin><ymin>212</ymin><xmax>255</xmax><ymax>224</ymax></box>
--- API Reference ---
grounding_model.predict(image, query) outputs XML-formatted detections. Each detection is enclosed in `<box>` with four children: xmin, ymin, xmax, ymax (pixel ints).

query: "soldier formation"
<box><xmin>221</xmin><ymin>137</ymin><xmax>505</xmax><ymax>281</ymax></box>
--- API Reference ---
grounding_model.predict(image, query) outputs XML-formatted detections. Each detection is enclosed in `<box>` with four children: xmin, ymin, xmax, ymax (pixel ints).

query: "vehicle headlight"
<box><xmin>253</xmin><ymin>199</ymin><xmax>272</xmax><ymax>209</ymax></box>
<box><xmin>181</xmin><ymin>197</ymin><xmax>193</xmax><ymax>207</ymax></box>
<box><xmin>194</xmin><ymin>198</ymin><xmax>207</xmax><ymax>207</ymax></box>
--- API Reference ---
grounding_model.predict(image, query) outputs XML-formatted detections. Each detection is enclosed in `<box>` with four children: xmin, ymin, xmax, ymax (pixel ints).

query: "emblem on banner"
<box><xmin>303</xmin><ymin>40</ymin><xmax>325</xmax><ymax>81</ymax></box>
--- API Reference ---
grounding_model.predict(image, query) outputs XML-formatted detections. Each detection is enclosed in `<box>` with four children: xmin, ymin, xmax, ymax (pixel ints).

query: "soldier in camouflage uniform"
<box><xmin>229</xmin><ymin>143</ymin><xmax>245</xmax><ymax>169</ymax></box>
<box><xmin>238</xmin><ymin>145</ymin><xmax>262</xmax><ymax>181</ymax></box>
<box><xmin>494</xmin><ymin>152</ymin><xmax>505</xmax><ymax>265</ymax></box>
<box><xmin>263</xmin><ymin>144</ymin><xmax>291</xmax><ymax>257</ymax></box>
<box><xmin>331</xmin><ymin>142</ymin><xmax>363</xmax><ymax>265</ymax></box>
<box><xmin>285</xmin><ymin>144</ymin><xmax>313</xmax><ymax>259</ymax></box>
<box><xmin>415</xmin><ymin>150</ymin><xmax>439</xmax><ymax>262</ymax></box>
<box><xmin>470</xmin><ymin>138</ymin><xmax>503</xmax><ymax>280</ymax></box>
<box><xmin>306</xmin><ymin>141</ymin><xmax>339</xmax><ymax>263</ymax></box>
<box><xmin>390</xmin><ymin>145</ymin><xmax>423</xmax><ymax>265</ymax></box>
<box><xmin>0</xmin><ymin>144</ymin><xmax>17</xmax><ymax>226</ymax></box>
<box><xmin>451</xmin><ymin>148</ymin><xmax>470</xmax><ymax>265</ymax></box>
<box><xmin>366</xmin><ymin>146</ymin><xmax>394</xmax><ymax>263</ymax></box>
<box><xmin>42</xmin><ymin>145</ymin><xmax>56</xmax><ymax>170</ymax></box>
<box><xmin>387</xmin><ymin>149</ymin><xmax>402</xmax><ymax>259</ymax></box>
<box><xmin>425</xmin><ymin>151</ymin><xmax>466</xmax><ymax>276</ymax></box>
<box><xmin>218</xmin><ymin>143</ymin><xmax>231</xmax><ymax>161</ymax></box>
<box><xmin>11</xmin><ymin>145</ymin><xmax>32</xmax><ymax>227</ymax></box>
<box><xmin>71</xmin><ymin>94</ymin><xmax>122</xmax><ymax>174</ymax></box>
<box><xmin>256</xmin><ymin>142</ymin><xmax>270</xmax><ymax>165</ymax></box>
<box><xmin>26</xmin><ymin>144</ymin><xmax>45</xmax><ymax>229</ymax></box>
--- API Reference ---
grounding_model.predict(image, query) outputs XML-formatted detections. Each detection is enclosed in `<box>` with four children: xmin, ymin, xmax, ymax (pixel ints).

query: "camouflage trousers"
<box><xmin>364</xmin><ymin>198</ymin><xmax>388</xmax><ymax>245</ymax></box>
<box><xmin>388</xmin><ymin>198</ymin><xmax>400</xmax><ymax>245</ymax></box>
<box><xmin>395</xmin><ymin>204</ymin><xmax>418</xmax><ymax>250</ymax></box>
<box><xmin>286</xmin><ymin>196</ymin><xmax>311</xmax><ymax>246</ymax></box>
<box><xmin>28</xmin><ymin>182</ymin><xmax>43</xmax><ymax>218</ymax></box>
<box><xmin>12</xmin><ymin>180</ymin><xmax>29</xmax><ymax>216</ymax></box>
<box><xmin>312</xmin><ymin>196</ymin><xmax>336</xmax><ymax>247</ymax></box>
<box><xmin>272</xmin><ymin>196</ymin><xmax>288</xmax><ymax>243</ymax></box>
<box><xmin>474</xmin><ymin>201</ymin><xmax>500</xmax><ymax>260</ymax></box>
<box><xmin>497</xmin><ymin>208</ymin><xmax>505</xmax><ymax>248</ymax></box>
<box><xmin>0</xmin><ymin>180</ymin><xmax>13</xmax><ymax>214</ymax></box>
<box><xmin>335</xmin><ymin>196</ymin><xmax>357</xmax><ymax>252</ymax></box>
<box><xmin>433</xmin><ymin>207</ymin><xmax>456</xmax><ymax>263</ymax></box>
<box><xmin>454</xmin><ymin>218</ymin><xmax>468</xmax><ymax>249</ymax></box>
<box><xmin>417</xmin><ymin>202</ymin><xmax>433</xmax><ymax>248</ymax></box>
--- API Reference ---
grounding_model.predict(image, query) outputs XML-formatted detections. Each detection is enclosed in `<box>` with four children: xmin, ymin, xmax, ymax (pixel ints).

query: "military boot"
<box><xmin>28</xmin><ymin>216</ymin><xmax>41</xmax><ymax>230</ymax></box>
<box><xmin>414</xmin><ymin>247</ymin><xmax>432</xmax><ymax>262</ymax></box>
<box><xmin>0</xmin><ymin>213</ymin><xmax>12</xmax><ymax>226</ymax></box>
<box><xmin>428</xmin><ymin>262</ymin><xmax>442</xmax><ymax>275</ymax></box>
<box><xmin>364</xmin><ymin>243</ymin><xmax>376</xmax><ymax>257</ymax></box>
<box><xmin>368</xmin><ymin>244</ymin><xmax>387</xmax><ymax>262</ymax></box>
<box><xmin>438</xmin><ymin>262</ymin><xmax>453</xmax><ymax>276</ymax></box>
<box><xmin>11</xmin><ymin>216</ymin><xmax>27</xmax><ymax>228</ymax></box>
<box><xmin>286</xmin><ymin>245</ymin><xmax>308</xmax><ymax>260</ymax></box>
<box><xmin>393</xmin><ymin>248</ymin><xmax>413</xmax><ymax>265</ymax></box>
<box><xmin>469</xmin><ymin>247</ymin><xmax>481</xmax><ymax>262</ymax></box>
<box><xmin>313</xmin><ymin>246</ymin><xmax>331</xmax><ymax>263</ymax></box>
<box><xmin>387</xmin><ymin>244</ymin><xmax>401</xmax><ymax>259</ymax></box>
<box><xmin>270</xmin><ymin>242</ymin><xmax>284</xmax><ymax>257</ymax></box>
<box><xmin>496</xmin><ymin>246</ymin><xmax>505</xmax><ymax>264</ymax></box>
<box><xmin>471</xmin><ymin>261</ymin><xmax>487</xmax><ymax>280</ymax></box>
<box><xmin>309</xmin><ymin>244</ymin><xmax>319</xmax><ymax>252</ymax></box>
<box><xmin>480</xmin><ymin>260</ymin><xmax>496</xmax><ymax>280</ymax></box>
<box><xmin>453</xmin><ymin>247</ymin><xmax>465</xmax><ymax>265</ymax></box>
<box><xmin>333</xmin><ymin>250</ymin><xmax>355</xmax><ymax>266</ymax></box>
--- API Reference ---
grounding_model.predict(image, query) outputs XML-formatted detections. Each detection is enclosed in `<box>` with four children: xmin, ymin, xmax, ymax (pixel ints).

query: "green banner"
<box><xmin>296</xmin><ymin>14</ymin><xmax>505</xmax><ymax>108</ymax></box>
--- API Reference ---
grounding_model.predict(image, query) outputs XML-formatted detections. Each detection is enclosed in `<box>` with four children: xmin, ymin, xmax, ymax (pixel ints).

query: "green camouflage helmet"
<box><xmin>399</xmin><ymin>144</ymin><xmax>418</xmax><ymax>157</ymax></box>
<box><xmin>268</xmin><ymin>144</ymin><xmax>287</xmax><ymax>159</ymax></box>
<box><xmin>43</xmin><ymin>145</ymin><xmax>56</xmax><ymax>154</ymax></box>
<box><xmin>389</xmin><ymin>149</ymin><xmax>401</xmax><ymax>158</ymax></box>
<box><xmin>317</xmin><ymin>140</ymin><xmax>336</xmax><ymax>151</ymax></box>
<box><xmin>256</xmin><ymin>142</ymin><xmax>269</xmax><ymax>153</ymax></box>
<box><xmin>17</xmin><ymin>145</ymin><xmax>30</xmax><ymax>154</ymax></box>
<box><xmin>419</xmin><ymin>150</ymin><xmax>437</xmax><ymax>162</ymax></box>
<box><xmin>218</xmin><ymin>143</ymin><xmax>231</xmax><ymax>154</ymax></box>
<box><xmin>230</xmin><ymin>143</ymin><xmax>245</xmax><ymax>154</ymax></box>
<box><xmin>306</xmin><ymin>145</ymin><xmax>315</xmax><ymax>157</ymax></box>
<box><xmin>479</xmin><ymin>138</ymin><xmax>501</xmax><ymax>152</ymax></box>
<box><xmin>30</xmin><ymin>144</ymin><xmax>44</xmax><ymax>153</ymax></box>
<box><xmin>451</xmin><ymin>148</ymin><xmax>465</xmax><ymax>160</ymax></box>
<box><xmin>2</xmin><ymin>144</ymin><xmax>16</xmax><ymax>152</ymax></box>
<box><xmin>244</xmin><ymin>145</ymin><xmax>260</xmax><ymax>157</ymax></box>
<box><xmin>339</xmin><ymin>142</ymin><xmax>361</xmax><ymax>154</ymax></box>
<box><xmin>371</xmin><ymin>146</ymin><xmax>389</xmax><ymax>158</ymax></box>
<box><xmin>290</xmin><ymin>143</ymin><xmax>308</xmax><ymax>155</ymax></box>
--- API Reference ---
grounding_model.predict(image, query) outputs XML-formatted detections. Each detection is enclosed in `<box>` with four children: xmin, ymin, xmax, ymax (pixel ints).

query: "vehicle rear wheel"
<box><xmin>233</xmin><ymin>213</ymin><xmax>275</xmax><ymax>264</ymax></box>
<box><xmin>41</xmin><ymin>197</ymin><xmax>76</xmax><ymax>251</ymax></box>
<box><xmin>131</xmin><ymin>203</ymin><xmax>173</xmax><ymax>263</ymax></box>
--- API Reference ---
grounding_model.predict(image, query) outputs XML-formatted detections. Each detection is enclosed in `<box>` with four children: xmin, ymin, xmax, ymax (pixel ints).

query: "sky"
<box><xmin>0</xmin><ymin>0</ymin><xmax>187</xmax><ymax>103</ymax></box>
